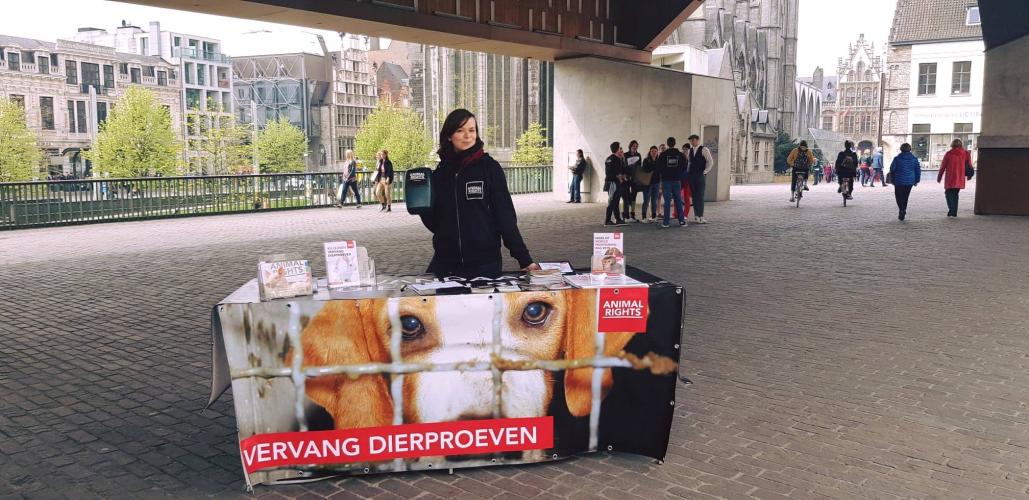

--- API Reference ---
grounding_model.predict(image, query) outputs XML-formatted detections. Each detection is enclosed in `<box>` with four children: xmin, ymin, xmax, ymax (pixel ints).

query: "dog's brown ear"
<box><xmin>288</xmin><ymin>300</ymin><xmax>392</xmax><ymax>428</ymax></box>
<box><xmin>562</xmin><ymin>289</ymin><xmax>635</xmax><ymax>417</ymax></box>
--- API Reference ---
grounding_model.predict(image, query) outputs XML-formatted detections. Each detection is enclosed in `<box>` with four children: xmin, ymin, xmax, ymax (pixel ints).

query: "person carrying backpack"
<box><xmin>787</xmin><ymin>140</ymin><xmax>816</xmax><ymax>203</ymax></box>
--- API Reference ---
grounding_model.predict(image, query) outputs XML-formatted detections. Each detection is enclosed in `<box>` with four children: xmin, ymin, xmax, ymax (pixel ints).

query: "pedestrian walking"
<box><xmin>859</xmin><ymin>152</ymin><xmax>872</xmax><ymax>187</ymax></box>
<box><xmin>938</xmin><ymin>138</ymin><xmax>971</xmax><ymax>217</ymax></box>
<box><xmin>888</xmin><ymin>143</ymin><xmax>921</xmax><ymax>221</ymax></box>
<box><xmin>871</xmin><ymin>148</ymin><xmax>886</xmax><ymax>187</ymax></box>
<box><xmin>373</xmin><ymin>150</ymin><xmax>395</xmax><ymax>212</ymax></box>
<box><xmin>657</xmin><ymin>137</ymin><xmax>687</xmax><ymax>228</ymax></box>
<box><xmin>686</xmin><ymin>134</ymin><xmax>713</xmax><ymax>223</ymax></box>
<box><xmin>623</xmin><ymin>140</ymin><xmax>642</xmax><ymax>222</ymax></box>
<box><xmin>639</xmin><ymin>146</ymin><xmax>660</xmax><ymax>222</ymax></box>
<box><xmin>567</xmin><ymin>149</ymin><xmax>587</xmax><ymax>203</ymax></box>
<box><xmin>604</xmin><ymin>142</ymin><xmax>628</xmax><ymax>226</ymax></box>
<box><xmin>337</xmin><ymin>149</ymin><xmax>362</xmax><ymax>208</ymax></box>
<box><xmin>418</xmin><ymin>108</ymin><xmax>539</xmax><ymax>278</ymax></box>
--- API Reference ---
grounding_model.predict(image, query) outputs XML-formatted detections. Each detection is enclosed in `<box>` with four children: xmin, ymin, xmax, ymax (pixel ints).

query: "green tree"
<box><xmin>86</xmin><ymin>86</ymin><xmax>180</xmax><ymax>178</ymax></box>
<box><xmin>511</xmin><ymin>122</ymin><xmax>553</xmax><ymax>166</ymax></box>
<box><xmin>0</xmin><ymin>98</ymin><xmax>43</xmax><ymax>182</ymax></box>
<box><xmin>773</xmin><ymin>130</ymin><xmax>797</xmax><ymax>174</ymax></box>
<box><xmin>256</xmin><ymin>117</ymin><xmax>307</xmax><ymax>173</ymax></box>
<box><xmin>200</xmin><ymin>116</ymin><xmax>251</xmax><ymax>174</ymax></box>
<box><xmin>355</xmin><ymin>102</ymin><xmax>433</xmax><ymax>171</ymax></box>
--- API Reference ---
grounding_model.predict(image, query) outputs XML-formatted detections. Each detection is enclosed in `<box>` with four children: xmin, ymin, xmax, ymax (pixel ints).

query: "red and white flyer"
<box><xmin>591</xmin><ymin>233</ymin><xmax>625</xmax><ymax>276</ymax></box>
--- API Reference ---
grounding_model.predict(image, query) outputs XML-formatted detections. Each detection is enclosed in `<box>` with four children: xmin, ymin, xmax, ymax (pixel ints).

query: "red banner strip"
<box><xmin>239</xmin><ymin>417</ymin><xmax>554</xmax><ymax>474</ymax></box>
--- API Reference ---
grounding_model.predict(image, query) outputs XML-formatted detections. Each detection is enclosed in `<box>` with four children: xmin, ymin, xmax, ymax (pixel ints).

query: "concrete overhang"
<box><xmin>117</xmin><ymin>0</ymin><xmax>701</xmax><ymax>63</ymax></box>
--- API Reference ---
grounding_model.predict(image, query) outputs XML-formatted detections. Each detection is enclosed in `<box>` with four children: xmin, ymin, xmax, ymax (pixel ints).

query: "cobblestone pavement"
<box><xmin>2</xmin><ymin>181</ymin><xmax>1029</xmax><ymax>499</ymax></box>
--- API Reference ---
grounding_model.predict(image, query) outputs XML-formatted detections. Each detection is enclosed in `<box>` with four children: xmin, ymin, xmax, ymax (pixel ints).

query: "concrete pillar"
<box><xmin>975</xmin><ymin>34</ymin><xmax>1029</xmax><ymax>215</ymax></box>
<box><xmin>552</xmin><ymin>57</ymin><xmax>735</xmax><ymax>204</ymax></box>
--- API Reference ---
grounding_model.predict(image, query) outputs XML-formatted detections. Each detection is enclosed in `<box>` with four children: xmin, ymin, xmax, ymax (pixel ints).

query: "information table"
<box><xmin>208</xmin><ymin>267</ymin><xmax>685</xmax><ymax>488</ymax></box>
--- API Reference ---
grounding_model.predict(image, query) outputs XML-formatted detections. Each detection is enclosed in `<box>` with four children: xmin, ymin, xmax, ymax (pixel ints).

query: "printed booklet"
<box><xmin>591</xmin><ymin>232</ymin><xmax>625</xmax><ymax>276</ymax></box>
<box><xmin>258</xmin><ymin>256</ymin><xmax>314</xmax><ymax>300</ymax></box>
<box><xmin>324</xmin><ymin>241</ymin><xmax>361</xmax><ymax>288</ymax></box>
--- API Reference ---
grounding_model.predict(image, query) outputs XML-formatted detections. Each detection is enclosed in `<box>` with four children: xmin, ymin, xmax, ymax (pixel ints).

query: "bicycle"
<box><xmin>839</xmin><ymin>177</ymin><xmax>853</xmax><ymax>207</ymax></box>
<box><xmin>792</xmin><ymin>170</ymin><xmax>808</xmax><ymax>207</ymax></box>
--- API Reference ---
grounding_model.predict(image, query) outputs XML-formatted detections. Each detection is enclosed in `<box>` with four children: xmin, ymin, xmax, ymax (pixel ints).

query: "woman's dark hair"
<box><xmin>901</xmin><ymin>143</ymin><xmax>912</xmax><ymax>153</ymax></box>
<box><xmin>438</xmin><ymin>109</ymin><xmax>479</xmax><ymax>152</ymax></box>
<box><xmin>576</xmin><ymin>149</ymin><xmax>584</xmax><ymax>158</ymax></box>
<box><xmin>844</xmin><ymin>140</ymin><xmax>854</xmax><ymax>150</ymax></box>
<box><xmin>628</xmin><ymin>140</ymin><xmax>639</xmax><ymax>149</ymax></box>
<box><xmin>610</xmin><ymin>141</ymin><xmax>620</xmax><ymax>153</ymax></box>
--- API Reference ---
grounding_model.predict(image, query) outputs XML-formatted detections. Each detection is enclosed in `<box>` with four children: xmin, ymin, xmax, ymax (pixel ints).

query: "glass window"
<box><xmin>97</xmin><ymin>102</ymin><xmax>107</xmax><ymax>125</ymax></box>
<box><xmin>8</xmin><ymin>52</ymin><xmax>20</xmax><ymax>71</ymax></box>
<box><xmin>81</xmin><ymin>62</ymin><xmax>100</xmax><ymax>89</ymax></box>
<box><xmin>119</xmin><ymin>63</ymin><xmax>128</xmax><ymax>74</ymax></box>
<box><xmin>174</xmin><ymin>36</ymin><xmax>181</xmax><ymax>47</ymax></box>
<box><xmin>197</xmin><ymin>64</ymin><xmax>206</xmax><ymax>85</ymax></box>
<box><xmin>38</xmin><ymin>55</ymin><xmax>50</xmax><ymax>74</ymax></box>
<box><xmin>966</xmin><ymin>7</ymin><xmax>980</xmax><ymax>25</ymax></box>
<box><xmin>130</xmin><ymin>67</ymin><xmax>141</xmax><ymax>84</ymax></box>
<box><xmin>40</xmin><ymin>97</ymin><xmax>54</xmax><ymax>130</ymax></box>
<box><xmin>918</xmin><ymin>63</ymin><xmax>937</xmax><ymax>96</ymax></box>
<box><xmin>103</xmin><ymin>65</ymin><xmax>115</xmax><ymax>88</ymax></box>
<box><xmin>186</xmin><ymin>89</ymin><xmax>200</xmax><ymax>109</ymax></box>
<box><xmin>912</xmin><ymin>124</ymin><xmax>931</xmax><ymax>161</ymax></box>
<box><xmin>65</xmin><ymin>59</ymin><xmax>77</xmax><ymax>85</ymax></box>
<box><xmin>157</xmin><ymin>70</ymin><xmax>167</xmax><ymax>86</ymax></box>
<box><xmin>952</xmin><ymin>61</ymin><xmax>971</xmax><ymax>95</ymax></box>
<box><xmin>76</xmin><ymin>101</ymin><xmax>87</xmax><ymax>133</ymax></box>
<box><xmin>954</xmin><ymin>123</ymin><xmax>973</xmax><ymax>133</ymax></box>
<box><xmin>67</xmin><ymin>100</ymin><xmax>75</xmax><ymax>132</ymax></box>
<box><xmin>11</xmin><ymin>94</ymin><xmax>24</xmax><ymax>109</ymax></box>
<box><xmin>50</xmin><ymin>54</ymin><xmax>58</xmax><ymax>67</ymax></box>
<box><xmin>140</xmin><ymin>37</ymin><xmax>149</xmax><ymax>56</ymax></box>
<box><xmin>144</xmin><ymin>66</ymin><xmax>155</xmax><ymax>77</ymax></box>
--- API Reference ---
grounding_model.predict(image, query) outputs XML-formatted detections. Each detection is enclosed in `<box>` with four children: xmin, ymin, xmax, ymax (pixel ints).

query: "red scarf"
<box><xmin>439</xmin><ymin>139</ymin><xmax>485</xmax><ymax>172</ymax></box>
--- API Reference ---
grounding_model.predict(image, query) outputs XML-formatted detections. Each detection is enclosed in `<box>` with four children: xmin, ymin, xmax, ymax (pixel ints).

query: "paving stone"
<box><xmin>2</xmin><ymin>184</ymin><xmax>1028</xmax><ymax>499</ymax></box>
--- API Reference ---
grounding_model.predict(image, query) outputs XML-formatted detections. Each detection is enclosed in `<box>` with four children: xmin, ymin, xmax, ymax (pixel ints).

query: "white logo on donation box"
<box><xmin>465</xmin><ymin>181</ymin><xmax>484</xmax><ymax>200</ymax></box>
<box><xmin>409</xmin><ymin>172</ymin><xmax>426</xmax><ymax>182</ymax></box>
<box><xmin>598</xmin><ymin>287</ymin><xmax>649</xmax><ymax>332</ymax></box>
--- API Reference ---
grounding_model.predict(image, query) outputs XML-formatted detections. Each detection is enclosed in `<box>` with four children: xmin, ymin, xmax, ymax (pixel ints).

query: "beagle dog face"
<box><xmin>292</xmin><ymin>289</ymin><xmax>634</xmax><ymax>429</ymax></box>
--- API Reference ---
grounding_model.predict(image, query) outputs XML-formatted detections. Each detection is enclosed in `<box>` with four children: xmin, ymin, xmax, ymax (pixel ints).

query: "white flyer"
<box><xmin>592</xmin><ymin>233</ymin><xmax>625</xmax><ymax>276</ymax></box>
<box><xmin>324</xmin><ymin>241</ymin><xmax>361</xmax><ymax>288</ymax></box>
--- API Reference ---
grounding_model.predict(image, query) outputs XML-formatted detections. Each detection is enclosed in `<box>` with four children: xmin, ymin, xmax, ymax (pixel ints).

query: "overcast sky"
<box><xmin>0</xmin><ymin>0</ymin><xmax>896</xmax><ymax>78</ymax></box>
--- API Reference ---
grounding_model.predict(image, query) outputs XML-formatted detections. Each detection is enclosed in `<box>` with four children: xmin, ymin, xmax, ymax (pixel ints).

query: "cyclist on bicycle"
<box><xmin>835</xmin><ymin>140</ymin><xmax>859</xmax><ymax>200</ymax></box>
<box><xmin>787</xmin><ymin>140</ymin><xmax>816</xmax><ymax>203</ymax></box>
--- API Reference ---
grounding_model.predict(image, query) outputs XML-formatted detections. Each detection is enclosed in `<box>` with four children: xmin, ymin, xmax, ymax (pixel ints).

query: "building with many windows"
<box><xmin>233</xmin><ymin>34</ymin><xmax>377</xmax><ymax>172</ymax></box>
<box><xmin>74</xmin><ymin>21</ymin><xmax>233</xmax><ymax>172</ymax></box>
<box><xmin>0</xmin><ymin>34</ymin><xmax>181</xmax><ymax>177</ymax></box>
<box><xmin>820</xmin><ymin>34</ymin><xmax>883</xmax><ymax>155</ymax></box>
<box><xmin>883</xmin><ymin>0</ymin><xmax>983</xmax><ymax>169</ymax></box>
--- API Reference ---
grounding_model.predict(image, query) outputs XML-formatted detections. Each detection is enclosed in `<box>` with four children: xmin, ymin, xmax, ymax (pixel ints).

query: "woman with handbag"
<box><xmin>887</xmin><ymin>143</ymin><xmax>921</xmax><ymax>221</ymax></box>
<box><xmin>937</xmin><ymin>139</ymin><xmax>971</xmax><ymax>217</ymax></box>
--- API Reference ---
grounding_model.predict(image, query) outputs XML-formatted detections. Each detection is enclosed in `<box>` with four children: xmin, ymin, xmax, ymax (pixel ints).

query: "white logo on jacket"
<box><xmin>465</xmin><ymin>181</ymin><xmax>484</xmax><ymax>200</ymax></box>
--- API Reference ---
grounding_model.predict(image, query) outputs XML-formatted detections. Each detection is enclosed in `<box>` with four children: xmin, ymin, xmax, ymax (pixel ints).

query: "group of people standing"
<box><xmin>570</xmin><ymin>135</ymin><xmax>712</xmax><ymax>228</ymax></box>
<box><xmin>787</xmin><ymin>138</ymin><xmax>974</xmax><ymax>220</ymax></box>
<box><xmin>336</xmin><ymin>149</ymin><xmax>395</xmax><ymax>212</ymax></box>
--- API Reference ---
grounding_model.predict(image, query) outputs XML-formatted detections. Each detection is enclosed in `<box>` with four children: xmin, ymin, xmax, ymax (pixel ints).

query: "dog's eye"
<box><xmin>400</xmin><ymin>315</ymin><xmax>426</xmax><ymax>340</ymax></box>
<box><xmin>521</xmin><ymin>302</ymin><xmax>552</xmax><ymax>326</ymax></box>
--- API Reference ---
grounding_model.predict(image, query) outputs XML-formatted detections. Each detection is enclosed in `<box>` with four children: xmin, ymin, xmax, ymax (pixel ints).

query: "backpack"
<box><xmin>794</xmin><ymin>149</ymin><xmax>811</xmax><ymax>170</ymax></box>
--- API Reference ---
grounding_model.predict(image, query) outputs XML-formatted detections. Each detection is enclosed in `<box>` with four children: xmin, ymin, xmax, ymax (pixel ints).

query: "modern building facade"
<box><xmin>74</xmin><ymin>21</ymin><xmax>234</xmax><ymax>172</ymax></box>
<box><xmin>883</xmin><ymin>1</ymin><xmax>983</xmax><ymax>169</ymax></box>
<box><xmin>376</xmin><ymin>41</ymin><xmax>554</xmax><ymax>163</ymax></box>
<box><xmin>662</xmin><ymin>0</ymin><xmax>800</xmax><ymax>183</ymax></box>
<box><xmin>0</xmin><ymin>34</ymin><xmax>181</xmax><ymax>177</ymax></box>
<box><xmin>233</xmin><ymin>40</ymin><xmax>377</xmax><ymax>173</ymax></box>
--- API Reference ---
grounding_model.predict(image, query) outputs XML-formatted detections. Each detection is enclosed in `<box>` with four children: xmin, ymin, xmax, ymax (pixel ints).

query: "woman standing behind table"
<box><xmin>938</xmin><ymin>139</ymin><xmax>971</xmax><ymax>218</ymax></box>
<box><xmin>888</xmin><ymin>143</ymin><xmax>921</xmax><ymax>221</ymax></box>
<box><xmin>419</xmin><ymin>108</ymin><xmax>540</xmax><ymax>279</ymax></box>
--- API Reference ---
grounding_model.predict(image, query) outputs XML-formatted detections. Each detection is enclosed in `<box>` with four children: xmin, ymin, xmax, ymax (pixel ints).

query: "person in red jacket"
<box><xmin>937</xmin><ymin>139</ymin><xmax>971</xmax><ymax>217</ymax></box>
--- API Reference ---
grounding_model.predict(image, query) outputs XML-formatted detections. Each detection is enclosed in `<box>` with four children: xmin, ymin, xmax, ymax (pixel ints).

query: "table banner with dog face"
<box><xmin>215</xmin><ymin>277</ymin><xmax>684</xmax><ymax>487</ymax></box>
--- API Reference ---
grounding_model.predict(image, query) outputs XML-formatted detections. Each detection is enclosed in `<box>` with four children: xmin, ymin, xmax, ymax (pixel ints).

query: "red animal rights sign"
<box><xmin>597</xmin><ymin>287</ymin><xmax>649</xmax><ymax>333</ymax></box>
<box><xmin>238</xmin><ymin>417</ymin><xmax>553</xmax><ymax>474</ymax></box>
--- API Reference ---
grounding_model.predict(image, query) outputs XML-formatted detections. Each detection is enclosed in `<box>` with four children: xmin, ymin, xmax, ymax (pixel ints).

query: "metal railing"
<box><xmin>0</xmin><ymin>166</ymin><xmax>553</xmax><ymax>229</ymax></box>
